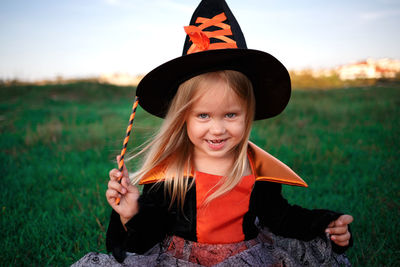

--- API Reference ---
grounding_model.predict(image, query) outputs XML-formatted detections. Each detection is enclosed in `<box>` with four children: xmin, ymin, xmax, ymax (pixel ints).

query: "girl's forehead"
<box><xmin>193</xmin><ymin>80</ymin><xmax>244</xmax><ymax>108</ymax></box>
<box><xmin>196</xmin><ymin>78</ymin><xmax>232</xmax><ymax>96</ymax></box>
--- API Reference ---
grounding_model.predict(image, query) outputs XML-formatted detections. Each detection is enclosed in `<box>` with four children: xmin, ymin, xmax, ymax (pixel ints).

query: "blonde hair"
<box><xmin>129</xmin><ymin>70</ymin><xmax>255</xmax><ymax>208</ymax></box>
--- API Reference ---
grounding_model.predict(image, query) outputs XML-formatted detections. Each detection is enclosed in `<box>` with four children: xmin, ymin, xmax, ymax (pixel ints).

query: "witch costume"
<box><xmin>74</xmin><ymin>143</ymin><xmax>352</xmax><ymax>266</ymax></box>
<box><xmin>73</xmin><ymin>0</ymin><xmax>352</xmax><ymax>266</ymax></box>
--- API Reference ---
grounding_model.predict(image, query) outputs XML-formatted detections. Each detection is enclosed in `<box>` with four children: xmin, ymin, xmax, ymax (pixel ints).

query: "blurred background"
<box><xmin>1</xmin><ymin>0</ymin><xmax>399</xmax><ymax>265</ymax></box>
<box><xmin>1</xmin><ymin>0</ymin><xmax>400</xmax><ymax>83</ymax></box>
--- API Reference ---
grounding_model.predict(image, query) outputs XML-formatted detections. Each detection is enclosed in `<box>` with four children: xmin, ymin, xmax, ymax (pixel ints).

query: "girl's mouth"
<box><xmin>206</xmin><ymin>139</ymin><xmax>227</xmax><ymax>150</ymax></box>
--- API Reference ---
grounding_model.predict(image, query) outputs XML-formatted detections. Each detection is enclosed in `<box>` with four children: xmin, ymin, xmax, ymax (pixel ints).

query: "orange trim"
<box><xmin>248</xmin><ymin>142</ymin><xmax>308</xmax><ymax>187</ymax></box>
<box><xmin>139</xmin><ymin>143</ymin><xmax>307</xmax><ymax>187</ymax></box>
<box><xmin>195</xmin><ymin>13</ymin><xmax>227</xmax><ymax>30</ymax></box>
<box><xmin>255</xmin><ymin>177</ymin><xmax>307</xmax><ymax>187</ymax></box>
<box><xmin>139</xmin><ymin>171</ymin><xmax>166</xmax><ymax>184</ymax></box>
<box><xmin>184</xmin><ymin>25</ymin><xmax>210</xmax><ymax>53</ymax></box>
<box><xmin>209</xmin><ymin>43</ymin><xmax>237</xmax><ymax>50</ymax></box>
<box><xmin>139</xmin><ymin>164</ymin><xmax>194</xmax><ymax>185</ymax></box>
<box><xmin>213</xmin><ymin>22</ymin><xmax>230</xmax><ymax>29</ymax></box>
<box><xmin>204</xmin><ymin>29</ymin><xmax>232</xmax><ymax>38</ymax></box>
<box><xmin>185</xmin><ymin>12</ymin><xmax>237</xmax><ymax>54</ymax></box>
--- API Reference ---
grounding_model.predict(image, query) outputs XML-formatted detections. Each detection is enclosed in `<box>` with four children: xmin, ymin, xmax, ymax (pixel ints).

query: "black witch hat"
<box><xmin>136</xmin><ymin>0</ymin><xmax>291</xmax><ymax>120</ymax></box>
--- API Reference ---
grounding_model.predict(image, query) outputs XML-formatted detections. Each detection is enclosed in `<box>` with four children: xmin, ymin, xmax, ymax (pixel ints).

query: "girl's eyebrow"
<box><xmin>224</xmin><ymin>107</ymin><xmax>243</xmax><ymax>113</ymax></box>
<box><xmin>191</xmin><ymin>105</ymin><xmax>243</xmax><ymax>112</ymax></box>
<box><xmin>191</xmin><ymin>109</ymin><xmax>208</xmax><ymax>113</ymax></box>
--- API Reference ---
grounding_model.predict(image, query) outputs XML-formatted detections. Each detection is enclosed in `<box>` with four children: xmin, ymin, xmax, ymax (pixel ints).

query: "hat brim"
<box><xmin>136</xmin><ymin>48</ymin><xmax>291</xmax><ymax>120</ymax></box>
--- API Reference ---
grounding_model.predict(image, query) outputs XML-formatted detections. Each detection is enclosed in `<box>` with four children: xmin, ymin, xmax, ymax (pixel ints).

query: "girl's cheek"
<box><xmin>192</xmin><ymin>121</ymin><xmax>205</xmax><ymax>131</ymax></box>
<box><xmin>232</xmin><ymin>121</ymin><xmax>246</xmax><ymax>132</ymax></box>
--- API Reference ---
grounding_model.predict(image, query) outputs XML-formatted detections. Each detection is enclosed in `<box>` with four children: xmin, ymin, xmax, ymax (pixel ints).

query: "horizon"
<box><xmin>1</xmin><ymin>0</ymin><xmax>399</xmax><ymax>81</ymax></box>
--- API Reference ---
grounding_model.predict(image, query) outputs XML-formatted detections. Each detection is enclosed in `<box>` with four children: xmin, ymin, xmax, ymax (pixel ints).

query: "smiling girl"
<box><xmin>104</xmin><ymin>0</ymin><xmax>353</xmax><ymax>266</ymax></box>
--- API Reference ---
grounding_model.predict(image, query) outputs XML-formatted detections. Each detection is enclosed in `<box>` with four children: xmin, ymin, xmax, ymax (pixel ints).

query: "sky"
<box><xmin>1</xmin><ymin>0</ymin><xmax>399</xmax><ymax>81</ymax></box>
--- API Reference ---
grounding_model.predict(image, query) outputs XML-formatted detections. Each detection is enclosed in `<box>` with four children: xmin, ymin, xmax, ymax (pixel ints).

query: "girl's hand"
<box><xmin>325</xmin><ymin>214</ymin><xmax>353</xmax><ymax>246</ymax></box>
<box><xmin>106</xmin><ymin>156</ymin><xmax>140</xmax><ymax>226</ymax></box>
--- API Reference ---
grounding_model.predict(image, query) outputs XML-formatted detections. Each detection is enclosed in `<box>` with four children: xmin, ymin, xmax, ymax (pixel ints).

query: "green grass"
<box><xmin>1</xmin><ymin>82</ymin><xmax>399</xmax><ymax>266</ymax></box>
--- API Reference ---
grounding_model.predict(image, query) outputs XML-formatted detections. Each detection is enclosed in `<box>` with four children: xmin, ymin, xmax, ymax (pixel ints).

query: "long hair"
<box><xmin>129</xmin><ymin>70</ymin><xmax>255</xmax><ymax>208</ymax></box>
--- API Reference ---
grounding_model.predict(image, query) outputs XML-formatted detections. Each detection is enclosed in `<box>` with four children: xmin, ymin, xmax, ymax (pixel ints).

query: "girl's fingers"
<box><xmin>106</xmin><ymin>189</ymin><xmax>121</xmax><ymax>201</ymax></box>
<box><xmin>326</xmin><ymin>214</ymin><xmax>353</xmax><ymax>234</ymax></box>
<box><xmin>331</xmin><ymin>232</ymin><xmax>351</xmax><ymax>246</ymax></box>
<box><xmin>121</xmin><ymin>177</ymin><xmax>140</xmax><ymax>196</ymax></box>
<box><xmin>327</xmin><ymin>225</ymin><xmax>348</xmax><ymax>235</ymax></box>
<box><xmin>108</xmin><ymin>180</ymin><xmax>127</xmax><ymax>194</ymax></box>
<box><xmin>332</xmin><ymin>232</ymin><xmax>351</xmax><ymax>242</ymax></box>
<box><xmin>120</xmin><ymin>177</ymin><xmax>128</xmax><ymax>191</ymax></box>
<box><xmin>327</xmin><ymin>221</ymin><xmax>335</xmax><ymax>228</ymax></box>
<box><xmin>121</xmin><ymin>177</ymin><xmax>132</xmax><ymax>189</ymax></box>
<box><xmin>336</xmin><ymin>215</ymin><xmax>354</xmax><ymax>226</ymax></box>
<box><xmin>109</xmin><ymin>169</ymin><xmax>122</xmax><ymax>181</ymax></box>
<box><xmin>332</xmin><ymin>239</ymin><xmax>349</xmax><ymax>247</ymax></box>
<box><xmin>106</xmin><ymin>191</ymin><xmax>121</xmax><ymax>210</ymax></box>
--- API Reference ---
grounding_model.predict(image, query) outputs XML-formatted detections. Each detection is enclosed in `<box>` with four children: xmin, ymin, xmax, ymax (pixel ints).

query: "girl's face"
<box><xmin>186</xmin><ymin>79</ymin><xmax>246</xmax><ymax>163</ymax></box>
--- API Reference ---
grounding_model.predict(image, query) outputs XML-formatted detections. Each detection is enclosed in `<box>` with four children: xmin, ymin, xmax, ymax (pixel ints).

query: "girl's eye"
<box><xmin>225</xmin><ymin>113</ymin><xmax>236</xmax><ymax>118</ymax></box>
<box><xmin>198</xmin><ymin>113</ymin><xmax>209</xmax><ymax>119</ymax></box>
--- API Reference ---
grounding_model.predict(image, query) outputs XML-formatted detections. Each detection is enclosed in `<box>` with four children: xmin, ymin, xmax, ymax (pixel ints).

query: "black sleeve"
<box><xmin>106</xmin><ymin>209</ymin><xmax>129</xmax><ymax>262</ymax></box>
<box><xmin>106</xmin><ymin>183</ymin><xmax>169</xmax><ymax>262</ymax></box>
<box><xmin>253</xmin><ymin>181</ymin><xmax>353</xmax><ymax>254</ymax></box>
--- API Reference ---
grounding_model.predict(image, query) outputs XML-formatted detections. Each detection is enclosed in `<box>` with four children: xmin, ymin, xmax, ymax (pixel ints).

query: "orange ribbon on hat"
<box><xmin>184</xmin><ymin>26</ymin><xmax>210</xmax><ymax>52</ymax></box>
<box><xmin>184</xmin><ymin>12</ymin><xmax>237</xmax><ymax>54</ymax></box>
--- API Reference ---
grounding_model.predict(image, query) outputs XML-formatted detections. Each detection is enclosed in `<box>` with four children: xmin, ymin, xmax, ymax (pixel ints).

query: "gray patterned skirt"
<box><xmin>72</xmin><ymin>229</ymin><xmax>351</xmax><ymax>267</ymax></box>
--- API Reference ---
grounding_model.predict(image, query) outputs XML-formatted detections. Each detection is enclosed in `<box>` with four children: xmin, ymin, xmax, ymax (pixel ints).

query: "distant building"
<box><xmin>336</xmin><ymin>58</ymin><xmax>400</xmax><ymax>80</ymax></box>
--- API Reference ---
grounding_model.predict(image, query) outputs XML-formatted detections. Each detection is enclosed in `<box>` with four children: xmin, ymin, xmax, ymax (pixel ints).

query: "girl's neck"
<box><xmin>192</xmin><ymin>151</ymin><xmax>251</xmax><ymax>177</ymax></box>
<box><xmin>193</xmin><ymin>154</ymin><xmax>235</xmax><ymax>176</ymax></box>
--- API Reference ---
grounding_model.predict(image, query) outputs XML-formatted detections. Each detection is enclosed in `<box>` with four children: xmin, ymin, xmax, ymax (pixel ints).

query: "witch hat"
<box><xmin>136</xmin><ymin>0</ymin><xmax>291</xmax><ymax>120</ymax></box>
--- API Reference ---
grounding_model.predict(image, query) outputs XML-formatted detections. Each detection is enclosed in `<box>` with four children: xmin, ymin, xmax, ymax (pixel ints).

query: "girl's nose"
<box><xmin>210</xmin><ymin>120</ymin><xmax>226</xmax><ymax>135</ymax></box>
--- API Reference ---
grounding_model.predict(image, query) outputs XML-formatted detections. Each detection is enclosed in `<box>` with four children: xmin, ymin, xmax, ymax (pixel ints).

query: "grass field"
<box><xmin>1</xmin><ymin>82</ymin><xmax>399</xmax><ymax>266</ymax></box>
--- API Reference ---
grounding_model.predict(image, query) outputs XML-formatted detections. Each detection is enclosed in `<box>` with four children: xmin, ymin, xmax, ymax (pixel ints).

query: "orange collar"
<box><xmin>247</xmin><ymin>141</ymin><xmax>307</xmax><ymax>187</ymax></box>
<box><xmin>139</xmin><ymin>142</ymin><xmax>307</xmax><ymax>187</ymax></box>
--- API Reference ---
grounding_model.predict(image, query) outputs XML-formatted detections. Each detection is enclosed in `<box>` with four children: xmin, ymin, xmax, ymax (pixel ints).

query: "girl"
<box><xmin>105</xmin><ymin>0</ymin><xmax>353</xmax><ymax>266</ymax></box>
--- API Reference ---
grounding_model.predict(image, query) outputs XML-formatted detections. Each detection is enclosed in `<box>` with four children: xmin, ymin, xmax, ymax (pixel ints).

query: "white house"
<box><xmin>336</xmin><ymin>58</ymin><xmax>400</xmax><ymax>80</ymax></box>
